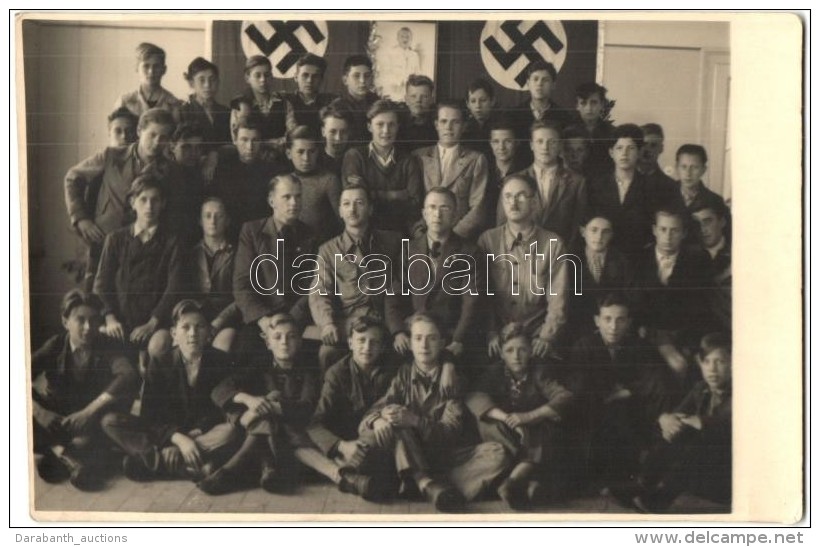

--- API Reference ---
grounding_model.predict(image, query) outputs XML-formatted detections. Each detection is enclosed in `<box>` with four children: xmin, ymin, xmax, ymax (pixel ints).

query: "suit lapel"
<box><xmin>422</xmin><ymin>147</ymin><xmax>442</xmax><ymax>189</ymax></box>
<box><xmin>441</xmin><ymin>147</ymin><xmax>469</xmax><ymax>188</ymax></box>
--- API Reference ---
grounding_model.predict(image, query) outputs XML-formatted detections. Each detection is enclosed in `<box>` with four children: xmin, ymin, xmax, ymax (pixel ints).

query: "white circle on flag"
<box><xmin>241</xmin><ymin>21</ymin><xmax>329</xmax><ymax>79</ymax></box>
<box><xmin>480</xmin><ymin>21</ymin><xmax>567</xmax><ymax>90</ymax></box>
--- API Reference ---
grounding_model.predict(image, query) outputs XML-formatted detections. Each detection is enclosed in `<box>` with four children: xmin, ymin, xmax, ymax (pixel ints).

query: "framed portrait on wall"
<box><xmin>368</xmin><ymin>21</ymin><xmax>437</xmax><ymax>101</ymax></box>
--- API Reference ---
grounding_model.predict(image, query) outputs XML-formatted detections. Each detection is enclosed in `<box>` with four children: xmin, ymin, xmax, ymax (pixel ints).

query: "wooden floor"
<box><xmin>32</xmin><ymin>461</ymin><xmax>728</xmax><ymax>520</ymax></box>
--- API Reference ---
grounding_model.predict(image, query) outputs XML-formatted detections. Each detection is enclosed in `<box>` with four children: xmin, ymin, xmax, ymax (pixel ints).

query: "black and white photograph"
<box><xmin>12</xmin><ymin>11</ymin><xmax>803</xmax><ymax>523</ymax></box>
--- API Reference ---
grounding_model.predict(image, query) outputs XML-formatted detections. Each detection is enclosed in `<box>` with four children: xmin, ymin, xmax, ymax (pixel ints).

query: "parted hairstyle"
<box><xmin>698</xmin><ymin>332</ymin><xmax>731</xmax><ymax>359</ymax></box>
<box><xmin>498</xmin><ymin>322</ymin><xmax>530</xmax><ymax>347</ymax></box>
<box><xmin>61</xmin><ymin>289</ymin><xmax>103</xmax><ymax>318</ymax></box>
<box><xmin>185</xmin><ymin>57</ymin><xmax>219</xmax><ymax>81</ymax></box>
<box><xmin>171</xmin><ymin>299</ymin><xmax>207</xmax><ymax>326</ymax></box>
<box><xmin>138</xmin><ymin>108</ymin><xmax>176</xmax><ymax>131</ymax></box>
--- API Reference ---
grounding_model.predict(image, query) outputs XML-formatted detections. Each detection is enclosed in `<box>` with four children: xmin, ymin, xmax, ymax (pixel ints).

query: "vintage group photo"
<box><xmin>17</xmin><ymin>13</ymin><xmax>752</xmax><ymax>520</ymax></box>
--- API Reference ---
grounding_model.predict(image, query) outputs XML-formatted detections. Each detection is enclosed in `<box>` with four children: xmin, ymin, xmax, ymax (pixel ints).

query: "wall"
<box><xmin>22</xmin><ymin>19</ymin><xmax>206</xmax><ymax>345</ymax></box>
<box><xmin>600</xmin><ymin>21</ymin><xmax>730</xmax><ymax>196</ymax></box>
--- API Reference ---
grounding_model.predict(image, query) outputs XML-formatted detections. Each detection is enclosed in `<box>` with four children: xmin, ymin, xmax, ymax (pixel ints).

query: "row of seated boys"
<box><xmin>32</xmin><ymin>286</ymin><xmax>731</xmax><ymax>513</ymax></box>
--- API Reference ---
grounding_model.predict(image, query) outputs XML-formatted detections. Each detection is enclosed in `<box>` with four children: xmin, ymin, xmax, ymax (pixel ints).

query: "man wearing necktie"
<box><xmin>310</xmin><ymin>183</ymin><xmax>405</xmax><ymax>371</ymax></box>
<box><xmin>233</xmin><ymin>174</ymin><xmax>319</xmax><ymax>366</ymax></box>
<box><xmin>388</xmin><ymin>187</ymin><xmax>484</xmax><ymax>379</ymax></box>
<box><xmin>413</xmin><ymin>101</ymin><xmax>489</xmax><ymax>241</ymax></box>
<box><xmin>478</xmin><ymin>174</ymin><xmax>573</xmax><ymax>363</ymax></box>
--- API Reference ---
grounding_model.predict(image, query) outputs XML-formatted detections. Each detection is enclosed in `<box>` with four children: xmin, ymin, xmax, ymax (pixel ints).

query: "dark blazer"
<box><xmin>31</xmin><ymin>333</ymin><xmax>137</xmax><ymax>415</ymax></box>
<box><xmin>233</xmin><ymin>217</ymin><xmax>318</xmax><ymax>325</ymax></box>
<box><xmin>189</xmin><ymin>240</ymin><xmax>240</xmax><ymax>326</ymax></box>
<box><xmin>388</xmin><ymin>232</ymin><xmax>483</xmax><ymax>344</ymax></box>
<box><xmin>93</xmin><ymin>224</ymin><xmax>184</xmax><ymax>329</ymax></box>
<box><xmin>140</xmin><ymin>347</ymin><xmax>234</xmax><ymax>447</ymax></box>
<box><xmin>631</xmin><ymin>247</ymin><xmax>713</xmax><ymax>333</ymax></box>
<box><xmin>566</xmin><ymin>246</ymin><xmax>634</xmax><ymax>342</ymax></box>
<box><xmin>212</xmin><ymin>355</ymin><xmax>319</xmax><ymax>430</ymax></box>
<box><xmin>568</xmin><ymin>331</ymin><xmax>674</xmax><ymax>422</ymax></box>
<box><xmin>179</xmin><ymin>96</ymin><xmax>232</xmax><ymax>148</ymax></box>
<box><xmin>467</xmin><ymin>363</ymin><xmax>574</xmax><ymax>418</ymax></box>
<box><xmin>414</xmin><ymin>144</ymin><xmax>490</xmax><ymax>240</ymax></box>
<box><xmin>498</xmin><ymin>164</ymin><xmax>587</xmax><ymax>249</ymax></box>
<box><xmin>307</xmin><ymin>355</ymin><xmax>397</xmax><ymax>455</ymax></box>
<box><xmin>588</xmin><ymin>171</ymin><xmax>682</xmax><ymax>258</ymax></box>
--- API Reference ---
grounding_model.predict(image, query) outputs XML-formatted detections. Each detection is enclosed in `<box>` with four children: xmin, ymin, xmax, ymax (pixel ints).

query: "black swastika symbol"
<box><xmin>483</xmin><ymin>21</ymin><xmax>564</xmax><ymax>87</ymax></box>
<box><xmin>245</xmin><ymin>21</ymin><xmax>326</xmax><ymax>75</ymax></box>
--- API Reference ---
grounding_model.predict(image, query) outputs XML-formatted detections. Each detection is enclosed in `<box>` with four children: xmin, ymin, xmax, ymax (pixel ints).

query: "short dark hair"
<box><xmin>595</xmin><ymin>292</ymin><xmax>632</xmax><ymax>314</ymax></box>
<box><xmin>575</xmin><ymin>82</ymin><xmax>607</xmax><ymax>101</ymax></box>
<box><xmin>526</xmin><ymin>60</ymin><xmax>557</xmax><ymax>81</ymax></box>
<box><xmin>320</xmin><ymin>102</ymin><xmax>353</xmax><ymax>125</ymax></box>
<box><xmin>201</xmin><ymin>195</ymin><xmax>230</xmax><ymax>219</ymax></box>
<box><xmin>171</xmin><ymin>299</ymin><xmax>206</xmax><ymax>326</ymax></box>
<box><xmin>654</xmin><ymin>206</ymin><xmax>688</xmax><ymax>226</ymax></box>
<box><xmin>296</xmin><ymin>53</ymin><xmax>327</xmax><ymax>74</ymax></box>
<box><xmin>108</xmin><ymin>107</ymin><xmax>138</xmax><ymax>126</ymax></box>
<box><xmin>269</xmin><ymin>173</ymin><xmax>301</xmax><ymax>195</ymax></box>
<box><xmin>138</xmin><ymin>108</ymin><xmax>176</xmax><ymax>132</ymax></box>
<box><xmin>435</xmin><ymin>100</ymin><xmax>464</xmax><ymax>119</ymax></box>
<box><xmin>425</xmin><ymin>186</ymin><xmax>457</xmax><ymax>209</ymax></box>
<box><xmin>348</xmin><ymin>316</ymin><xmax>388</xmax><ymax>340</ymax></box>
<box><xmin>235</xmin><ymin>114</ymin><xmax>265</xmax><ymax>135</ymax></box>
<box><xmin>366</xmin><ymin>99</ymin><xmax>402</xmax><ymax>122</ymax></box>
<box><xmin>500</xmin><ymin>173</ymin><xmax>538</xmax><ymax>196</ymax></box>
<box><xmin>690</xmin><ymin>200</ymin><xmax>730</xmax><ymax>221</ymax></box>
<box><xmin>467</xmin><ymin>78</ymin><xmax>495</xmax><ymax>100</ymax></box>
<box><xmin>698</xmin><ymin>332</ymin><xmax>731</xmax><ymax>359</ymax></box>
<box><xmin>172</xmin><ymin>122</ymin><xmax>206</xmax><ymax>143</ymax></box>
<box><xmin>343</xmin><ymin>54</ymin><xmax>372</xmax><ymax>74</ymax></box>
<box><xmin>676</xmin><ymin>144</ymin><xmax>708</xmax><ymax>165</ymax></box>
<box><xmin>267</xmin><ymin>312</ymin><xmax>303</xmax><ymax>335</ymax></box>
<box><xmin>245</xmin><ymin>55</ymin><xmax>272</xmax><ymax>74</ymax></box>
<box><xmin>286</xmin><ymin>125</ymin><xmax>320</xmax><ymax>148</ymax></box>
<box><xmin>128</xmin><ymin>172</ymin><xmax>166</xmax><ymax>200</ymax></box>
<box><xmin>405</xmin><ymin>312</ymin><xmax>443</xmax><ymax>335</ymax></box>
<box><xmin>406</xmin><ymin>74</ymin><xmax>434</xmax><ymax>91</ymax></box>
<box><xmin>530</xmin><ymin>119</ymin><xmax>562</xmax><ymax>138</ymax></box>
<box><xmin>498</xmin><ymin>322</ymin><xmax>530</xmax><ymax>347</ymax></box>
<box><xmin>61</xmin><ymin>289</ymin><xmax>102</xmax><ymax>319</ymax></box>
<box><xmin>340</xmin><ymin>182</ymin><xmax>372</xmax><ymax>205</ymax></box>
<box><xmin>610</xmin><ymin>123</ymin><xmax>645</xmax><ymax>149</ymax></box>
<box><xmin>641</xmin><ymin>123</ymin><xmax>665</xmax><ymax>139</ymax></box>
<box><xmin>229</xmin><ymin>95</ymin><xmax>253</xmax><ymax>111</ymax></box>
<box><xmin>185</xmin><ymin>57</ymin><xmax>219</xmax><ymax>81</ymax></box>
<box><xmin>580</xmin><ymin>211</ymin><xmax>614</xmax><ymax>228</ymax></box>
<box><xmin>562</xmin><ymin>125</ymin><xmax>591</xmax><ymax>144</ymax></box>
<box><xmin>488</xmin><ymin>116</ymin><xmax>517</xmax><ymax>134</ymax></box>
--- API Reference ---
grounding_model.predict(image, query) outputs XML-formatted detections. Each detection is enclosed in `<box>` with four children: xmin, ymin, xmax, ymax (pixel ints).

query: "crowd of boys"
<box><xmin>34</xmin><ymin>42</ymin><xmax>732</xmax><ymax>514</ymax></box>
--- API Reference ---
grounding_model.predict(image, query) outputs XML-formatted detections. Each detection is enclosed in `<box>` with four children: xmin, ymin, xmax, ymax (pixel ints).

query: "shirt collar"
<box><xmin>585</xmin><ymin>248</ymin><xmax>607</xmax><ymax>263</ymax></box>
<box><xmin>438</xmin><ymin>143</ymin><xmax>458</xmax><ymax>159</ymax></box>
<box><xmin>411</xmin><ymin>363</ymin><xmax>441</xmax><ymax>386</ymax></box>
<box><xmin>133</xmin><ymin>223</ymin><xmax>158</xmax><ymax>241</ymax></box>
<box><xmin>201</xmin><ymin>239</ymin><xmax>232</xmax><ymax>257</ymax></box>
<box><xmin>369</xmin><ymin>142</ymin><xmax>395</xmax><ymax>167</ymax></box>
<box><xmin>341</xmin><ymin>230</ymin><xmax>372</xmax><ymax>254</ymax></box>
<box><xmin>706</xmin><ymin>236</ymin><xmax>727</xmax><ymax>258</ymax></box>
<box><xmin>655</xmin><ymin>247</ymin><xmax>679</xmax><ymax>263</ymax></box>
<box><xmin>504</xmin><ymin>224</ymin><xmax>536</xmax><ymax>249</ymax></box>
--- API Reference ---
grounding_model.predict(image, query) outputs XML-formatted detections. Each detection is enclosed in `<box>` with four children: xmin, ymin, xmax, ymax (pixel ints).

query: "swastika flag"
<box><xmin>241</xmin><ymin>21</ymin><xmax>329</xmax><ymax>79</ymax></box>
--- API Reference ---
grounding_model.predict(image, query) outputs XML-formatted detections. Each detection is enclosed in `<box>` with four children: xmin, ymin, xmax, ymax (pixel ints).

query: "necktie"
<box><xmin>658</xmin><ymin>255</ymin><xmax>674</xmax><ymax>285</ymax></box>
<box><xmin>511</xmin><ymin>232</ymin><xmax>524</xmax><ymax>250</ymax></box>
<box><xmin>430</xmin><ymin>240</ymin><xmax>442</xmax><ymax>259</ymax></box>
<box><xmin>591</xmin><ymin>254</ymin><xmax>604</xmax><ymax>283</ymax></box>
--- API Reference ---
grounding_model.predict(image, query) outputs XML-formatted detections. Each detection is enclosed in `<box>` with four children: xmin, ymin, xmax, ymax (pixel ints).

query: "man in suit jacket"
<box><xmin>497</xmin><ymin>120</ymin><xmax>587</xmax><ymax>250</ymax></box>
<box><xmin>389</xmin><ymin>187</ymin><xmax>485</xmax><ymax>378</ymax></box>
<box><xmin>233</xmin><ymin>174</ymin><xmax>319</xmax><ymax>364</ymax></box>
<box><xmin>478</xmin><ymin>174</ymin><xmax>572</xmax><ymax>362</ymax></box>
<box><xmin>309</xmin><ymin>183</ymin><xmax>405</xmax><ymax>371</ymax></box>
<box><xmin>588</xmin><ymin>124</ymin><xmax>681</xmax><ymax>259</ymax></box>
<box><xmin>414</xmin><ymin>101</ymin><xmax>489</xmax><ymax>241</ymax></box>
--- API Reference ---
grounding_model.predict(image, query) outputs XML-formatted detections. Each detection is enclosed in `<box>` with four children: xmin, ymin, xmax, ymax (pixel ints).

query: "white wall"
<box><xmin>600</xmin><ymin>21</ymin><xmax>730</xmax><ymax>196</ymax></box>
<box><xmin>22</xmin><ymin>20</ymin><xmax>206</xmax><ymax>338</ymax></box>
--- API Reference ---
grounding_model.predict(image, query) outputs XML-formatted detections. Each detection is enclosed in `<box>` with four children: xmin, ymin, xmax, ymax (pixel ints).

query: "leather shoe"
<box><xmin>338</xmin><ymin>470</ymin><xmax>376</xmax><ymax>500</ymax></box>
<box><xmin>36</xmin><ymin>452</ymin><xmax>70</xmax><ymax>484</ymax></box>
<box><xmin>497</xmin><ymin>477</ymin><xmax>527</xmax><ymax>510</ymax></box>
<box><xmin>424</xmin><ymin>480</ymin><xmax>465</xmax><ymax>513</ymax></box>
<box><xmin>198</xmin><ymin>467</ymin><xmax>241</xmax><ymax>496</ymax></box>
